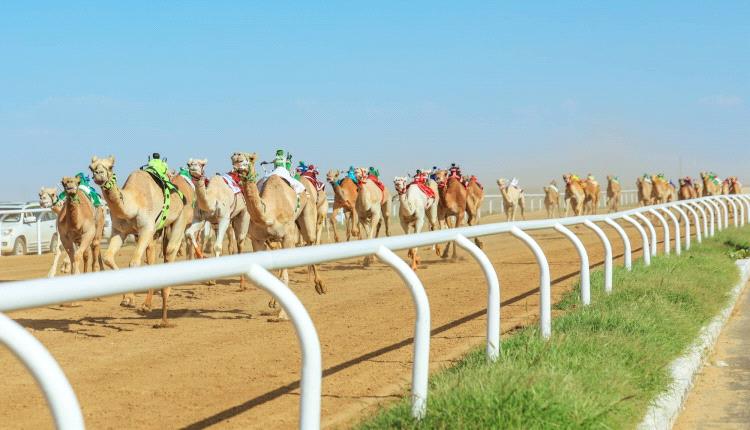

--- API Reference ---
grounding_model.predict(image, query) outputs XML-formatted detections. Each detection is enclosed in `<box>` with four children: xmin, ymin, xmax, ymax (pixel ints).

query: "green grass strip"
<box><xmin>357</xmin><ymin>226</ymin><xmax>750</xmax><ymax>429</ymax></box>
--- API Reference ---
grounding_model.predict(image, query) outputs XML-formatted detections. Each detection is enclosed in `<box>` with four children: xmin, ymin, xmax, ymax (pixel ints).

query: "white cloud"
<box><xmin>700</xmin><ymin>94</ymin><xmax>743</xmax><ymax>108</ymax></box>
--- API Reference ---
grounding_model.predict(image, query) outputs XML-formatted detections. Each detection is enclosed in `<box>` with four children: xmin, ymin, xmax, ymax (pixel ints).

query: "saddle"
<box><xmin>221</xmin><ymin>171</ymin><xmax>243</xmax><ymax>194</ymax></box>
<box><xmin>301</xmin><ymin>171</ymin><xmax>325</xmax><ymax>192</ymax></box>
<box><xmin>409</xmin><ymin>181</ymin><xmax>436</xmax><ymax>200</ymax></box>
<box><xmin>58</xmin><ymin>184</ymin><xmax>103</xmax><ymax>208</ymax></box>
<box><xmin>142</xmin><ymin>165</ymin><xmax>186</xmax><ymax>231</ymax></box>
<box><xmin>466</xmin><ymin>176</ymin><xmax>483</xmax><ymax>189</ymax></box>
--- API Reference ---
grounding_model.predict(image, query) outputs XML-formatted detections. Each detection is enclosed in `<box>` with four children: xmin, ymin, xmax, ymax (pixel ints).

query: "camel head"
<box><xmin>432</xmin><ymin>169</ymin><xmax>448</xmax><ymax>187</ymax></box>
<box><xmin>231</xmin><ymin>152</ymin><xmax>256</xmax><ymax>174</ymax></box>
<box><xmin>187</xmin><ymin>158</ymin><xmax>208</xmax><ymax>179</ymax></box>
<box><xmin>38</xmin><ymin>187</ymin><xmax>58</xmax><ymax>208</ymax></box>
<box><xmin>61</xmin><ymin>176</ymin><xmax>80</xmax><ymax>196</ymax></box>
<box><xmin>89</xmin><ymin>155</ymin><xmax>115</xmax><ymax>186</ymax></box>
<box><xmin>497</xmin><ymin>178</ymin><xmax>507</xmax><ymax>188</ymax></box>
<box><xmin>326</xmin><ymin>169</ymin><xmax>341</xmax><ymax>183</ymax></box>
<box><xmin>562</xmin><ymin>173</ymin><xmax>573</xmax><ymax>185</ymax></box>
<box><xmin>393</xmin><ymin>176</ymin><xmax>408</xmax><ymax>195</ymax></box>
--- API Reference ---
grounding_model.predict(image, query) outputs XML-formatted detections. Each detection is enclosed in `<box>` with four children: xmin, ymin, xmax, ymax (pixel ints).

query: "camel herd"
<box><xmin>34</xmin><ymin>156</ymin><xmax>744</xmax><ymax>326</ymax></box>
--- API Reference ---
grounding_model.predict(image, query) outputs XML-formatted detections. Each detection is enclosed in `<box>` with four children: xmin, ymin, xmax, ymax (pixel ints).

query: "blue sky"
<box><xmin>1</xmin><ymin>2</ymin><xmax>748</xmax><ymax>200</ymax></box>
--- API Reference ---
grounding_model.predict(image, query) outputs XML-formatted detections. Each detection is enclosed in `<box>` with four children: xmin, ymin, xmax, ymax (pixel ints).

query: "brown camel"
<box><xmin>636</xmin><ymin>176</ymin><xmax>654</xmax><ymax>206</ymax></box>
<box><xmin>353</xmin><ymin>168</ymin><xmax>392</xmax><ymax>266</ymax></box>
<box><xmin>562</xmin><ymin>174</ymin><xmax>586</xmax><ymax>216</ymax></box>
<box><xmin>700</xmin><ymin>172</ymin><xmax>722</xmax><ymax>196</ymax></box>
<box><xmin>721</xmin><ymin>179</ymin><xmax>730</xmax><ymax>195</ymax></box>
<box><xmin>728</xmin><ymin>176</ymin><xmax>743</xmax><ymax>194</ymax></box>
<box><xmin>326</xmin><ymin>170</ymin><xmax>359</xmax><ymax>242</ymax></box>
<box><xmin>651</xmin><ymin>175</ymin><xmax>674</xmax><ymax>204</ymax></box>
<box><xmin>581</xmin><ymin>175</ymin><xmax>601</xmax><ymax>214</ymax></box>
<box><xmin>694</xmin><ymin>181</ymin><xmax>704</xmax><ymax>197</ymax></box>
<box><xmin>297</xmin><ymin>166</ymin><xmax>329</xmax><ymax>245</ymax></box>
<box><xmin>606</xmin><ymin>176</ymin><xmax>621</xmax><ymax>213</ymax></box>
<box><xmin>239</xmin><ymin>155</ymin><xmax>324</xmax><ymax>321</ymax></box>
<box><xmin>496</xmin><ymin>178</ymin><xmax>526</xmax><ymax>221</ymax></box>
<box><xmin>542</xmin><ymin>180</ymin><xmax>560</xmax><ymax>218</ymax></box>
<box><xmin>464</xmin><ymin>175</ymin><xmax>484</xmax><ymax>248</ymax></box>
<box><xmin>678</xmin><ymin>177</ymin><xmax>697</xmax><ymax>200</ymax></box>
<box><xmin>38</xmin><ymin>187</ymin><xmax>71</xmax><ymax>277</ymax></box>
<box><xmin>90</xmin><ymin>155</ymin><xmax>192</xmax><ymax>327</ymax></box>
<box><xmin>434</xmin><ymin>169</ymin><xmax>467</xmax><ymax>259</ymax></box>
<box><xmin>56</xmin><ymin>176</ymin><xmax>106</xmax><ymax>277</ymax></box>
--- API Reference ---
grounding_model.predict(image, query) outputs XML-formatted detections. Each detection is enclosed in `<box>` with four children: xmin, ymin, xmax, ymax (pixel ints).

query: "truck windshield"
<box><xmin>1</xmin><ymin>213</ymin><xmax>21</xmax><ymax>222</ymax></box>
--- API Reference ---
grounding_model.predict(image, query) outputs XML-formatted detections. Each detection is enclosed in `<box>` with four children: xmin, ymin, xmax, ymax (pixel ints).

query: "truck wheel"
<box><xmin>13</xmin><ymin>237</ymin><xmax>27</xmax><ymax>256</ymax></box>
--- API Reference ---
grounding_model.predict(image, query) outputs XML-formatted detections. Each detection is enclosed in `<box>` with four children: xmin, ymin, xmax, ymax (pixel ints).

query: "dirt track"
<box><xmin>0</xmin><ymin>210</ymin><xmax>655</xmax><ymax>429</ymax></box>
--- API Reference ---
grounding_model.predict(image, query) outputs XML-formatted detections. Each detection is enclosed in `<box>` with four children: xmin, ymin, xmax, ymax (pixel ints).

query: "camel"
<box><xmin>651</xmin><ymin>174</ymin><xmax>674</xmax><ymax>204</ymax></box>
<box><xmin>543</xmin><ymin>180</ymin><xmax>560</xmax><ymax>218</ymax></box>
<box><xmin>326</xmin><ymin>170</ymin><xmax>359</xmax><ymax>242</ymax></box>
<box><xmin>464</xmin><ymin>176</ymin><xmax>485</xmax><ymax>248</ymax></box>
<box><xmin>721</xmin><ymin>179</ymin><xmax>731</xmax><ymax>195</ymax></box>
<box><xmin>394</xmin><ymin>176</ymin><xmax>439</xmax><ymax>269</ymax></box>
<box><xmin>38</xmin><ymin>188</ymin><xmax>71</xmax><ymax>277</ymax></box>
<box><xmin>581</xmin><ymin>175</ymin><xmax>601</xmax><ymax>214</ymax></box>
<box><xmin>700</xmin><ymin>172</ymin><xmax>722</xmax><ymax>196</ymax></box>
<box><xmin>636</xmin><ymin>176</ymin><xmax>654</xmax><ymax>206</ymax></box>
<box><xmin>562</xmin><ymin>174</ymin><xmax>586</xmax><ymax>216</ymax></box>
<box><xmin>496</xmin><ymin>178</ymin><xmax>526</xmax><ymax>221</ymax></box>
<box><xmin>606</xmin><ymin>176</ymin><xmax>621</xmax><ymax>212</ymax></box>
<box><xmin>678</xmin><ymin>177</ymin><xmax>697</xmax><ymax>200</ymax></box>
<box><xmin>434</xmin><ymin>169</ymin><xmax>467</xmax><ymax>259</ymax></box>
<box><xmin>89</xmin><ymin>155</ymin><xmax>192</xmax><ymax>327</ymax></box>
<box><xmin>186</xmin><ymin>158</ymin><xmax>250</xmax><ymax>261</ymax></box>
<box><xmin>353</xmin><ymin>168</ymin><xmax>392</xmax><ymax>266</ymax></box>
<box><xmin>728</xmin><ymin>176</ymin><xmax>743</xmax><ymax>194</ymax></box>
<box><xmin>297</xmin><ymin>166</ymin><xmax>329</xmax><ymax>245</ymax></box>
<box><xmin>694</xmin><ymin>181</ymin><xmax>703</xmax><ymax>197</ymax></box>
<box><xmin>55</xmin><ymin>176</ymin><xmax>105</xmax><ymax>277</ymax></box>
<box><xmin>239</xmin><ymin>154</ymin><xmax>325</xmax><ymax>321</ymax></box>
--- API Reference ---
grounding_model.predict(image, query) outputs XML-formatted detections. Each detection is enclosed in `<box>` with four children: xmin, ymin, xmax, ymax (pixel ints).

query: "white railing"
<box><xmin>484</xmin><ymin>189</ymin><xmax>640</xmax><ymax>215</ymax></box>
<box><xmin>0</xmin><ymin>207</ymin><xmax>53</xmax><ymax>256</ymax></box>
<box><xmin>0</xmin><ymin>194</ymin><xmax>748</xmax><ymax>430</ymax></box>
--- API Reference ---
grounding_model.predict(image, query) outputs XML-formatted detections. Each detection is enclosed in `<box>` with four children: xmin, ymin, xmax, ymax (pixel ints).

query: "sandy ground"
<box><xmin>0</xmin><ymin>209</ymin><xmax>656</xmax><ymax>430</ymax></box>
<box><xmin>674</xmin><ymin>282</ymin><xmax>750</xmax><ymax>430</ymax></box>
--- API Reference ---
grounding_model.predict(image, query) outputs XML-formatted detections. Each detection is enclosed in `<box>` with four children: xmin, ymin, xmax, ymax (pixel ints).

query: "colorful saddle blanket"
<box><xmin>58</xmin><ymin>184</ymin><xmax>102</xmax><ymax>207</ymax></box>
<box><xmin>220</xmin><ymin>172</ymin><xmax>243</xmax><ymax>194</ymax></box>
<box><xmin>301</xmin><ymin>171</ymin><xmax>325</xmax><ymax>191</ymax></box>
<box><xmin>258</xmin><ymin>166</ymin><xmax>307</xmax><ymax>194</ymax></box>
<box><xmin>409</xmin><ymin>181</ymin><xmax>436</xmax><ymax>200</ymax></box>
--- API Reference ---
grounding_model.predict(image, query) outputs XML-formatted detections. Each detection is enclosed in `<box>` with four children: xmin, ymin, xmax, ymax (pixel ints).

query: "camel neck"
<box><xmin>241</xmin><ymin>180</ymin><xmax>272</xmax><ymax>225</ymax></box>
<box><xmin>100</xmin><ymin>177</ymin><xmax>133</xmax><ymax>220</ymax></box>
<box><xmin>193</xmin><ymin>177</ymin><xmax>214</xmax><ymax>212</ymax></box>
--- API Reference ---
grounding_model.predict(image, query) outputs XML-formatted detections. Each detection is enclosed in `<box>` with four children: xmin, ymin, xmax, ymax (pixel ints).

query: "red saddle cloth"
<box><xmin>301</xmin><ymin>171</ymin><xmax>325</xmax><ymax>191</ymax></box>
<box><xmin>409</xmin><ymin>181</ymin><xmax>435</xmax><ymax>199</ymax></box>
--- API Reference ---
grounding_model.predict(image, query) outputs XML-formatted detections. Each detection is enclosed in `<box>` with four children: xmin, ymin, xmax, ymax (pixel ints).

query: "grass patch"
<box><xmin>357</xmin><ymin>226</ymin><xmax>750</xmax><ymax>429</ymax></box>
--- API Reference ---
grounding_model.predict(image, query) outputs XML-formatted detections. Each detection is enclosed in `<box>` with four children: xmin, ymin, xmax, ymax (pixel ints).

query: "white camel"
<box><xmin>394</xmin><ymin>176</ymin><xmax>439</xmax><ymax>270</ymax></box>
<box><xmin>497</xmin><ymin>178</ymin><xmax>526</xmax><ymax>221</ymax></box>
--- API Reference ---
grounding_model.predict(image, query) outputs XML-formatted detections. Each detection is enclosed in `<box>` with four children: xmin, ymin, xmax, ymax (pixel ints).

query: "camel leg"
<box><xmin>297</xmin><ymin>202</ymin><xmax>326</xmax><ymax>294</ymax></box>
<box><xmin>152</xmin><ymin>216</ymin><xmax>188</xmax><ymax>328</ymax></box>
<box><xmin>103</xmin><ymin>232</ymin><xmax>135</xmax><ymax>306</ymax></box>
<box><xmin>441</xmin><ymin>215</ymin><xmax>456</xmax><ymax>259</ymax></box>
<box><xmin>329</xmin><ymin>207</ymin><xmax>342</xmax><ymax>242</ymax></box>
<box><xmin>363</xmin><ymin>210</ymin><xmax>381</xmax><ymax>267</ymax></box>
<box><xmin>127</xmin><ymin>227</ymin><xmax>155</xmax><ymax>312</ymax></box>
<box><xmin>382</xmin><ymin>199</ymin><xmax>392</xmax><ymax>237</ymax></box>
<box><xmin>252</xmin><ymin>239</ymin><xmax>290</xmax><ymax>322</ymax></box>
<box><xmin>452</xmin><ymin>211</ymin><xmax>464</xmax><ymax>260</ymax></box>
<box><xmin>48</xmin><ymin>239</ymin><xmax>63</xmax><ymax>278</ymax></box>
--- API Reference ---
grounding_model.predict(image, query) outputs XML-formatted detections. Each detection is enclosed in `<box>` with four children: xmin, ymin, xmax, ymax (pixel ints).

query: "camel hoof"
<box><xmin>268</xmin><ymin>299</ymin><xmax>278</xmax><ymax>309</ymax></box>
<box><xmin>120</xmin><ymin>299</ymin><xmax>134</xmax><ymax>308</ymax></box>
<box><xmin>314</xmin><ymin>281</ymin><xmax>327</xmax><ymax>295</ymax></box>
<box><xmin>137</xmin><ymin>305</ymin><xmax>152</xmax><ymax>315</ymax></box>
<box><xmin>152</xmin><ymin>322</ymin><xmax>175</xmax><ymax>329</ymax></box>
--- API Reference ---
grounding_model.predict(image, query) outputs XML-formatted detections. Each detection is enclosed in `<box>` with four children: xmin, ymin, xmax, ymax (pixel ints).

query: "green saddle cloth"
<box><xmin>58</xmin><ymin>184</ymin><xmax>102</xmax><ymax>207</ymax></box>
<box><xmin>143</xmin><ymin>165</ymin><xmax>185</xmax><ymax>231</ymax></box>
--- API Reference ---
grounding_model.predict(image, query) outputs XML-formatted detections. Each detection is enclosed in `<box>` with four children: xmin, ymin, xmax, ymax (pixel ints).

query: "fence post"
<box><xmin>697</xmin><ymin>200</ymin><xmax>715</xmax><ymax>236</ymax></box>
<box><xmin>647</xmin><ymin>209</ymin><xmax>670</xmax><ymax>255</ymax></box>
<box><xmin>660</xmin><ymin>208</ymin><xmax>681</xmax><ymax>256</ymax></box>
<box><xmin>633</xmin><ymin>212</ymin><xmax>658</xmax><ymax>256</ymax></box>
<box><xmin>244</xmin><ymin>264</ymin><xmax>322</xmax><ymax>430</ymax></box>
<box><xmin>455</xmin><ymin>235</ymin><xmax>501</xmax><ymax>362</ymax></box>
<box><xmin>731</xmin><ymin>196</ymin><xmax>745</xmax><ymax>226</ymax></box>
<box><xmin>604</xmin><ymin>218</ymin><xmax>632</xmax><ymax>270</ymax></box>
<box><xmin>36</xmin><ymin>216</ymin><xmax>42</xmax><ymax>255</ymax></box>
<box><xmin>681</xmin><ymin>203</ymin><xmax>701</xmax><ymax>244</ymax></box>
<box><xmin>375</xmin><ymin>246</ymin><xmax>430</xmax><ymax>420</ymax></box>
<box><xmin>741</xmin><ymin>195</ymin><xmax>750</xmax><ymax>223</ymax></box>
<box><xmin>583</xmin><ymin>220</ymin><xmax>613</xmax><ymax>293</ymax></box>
<box><xmin>706</xmin><ymin>199</ymin><xmax>721</xmax><ymax>232</ymax></box>
<box><xmin>510</xmin><ymin>226</ymin><xmax>551</xmax><ymax>339</ymax></box>
<box><xmin>672</xmin><ymin>205</ymin><xmax>691</xmax><ymax>250</ymax></box>
<box><xmin>717</xmin><ymin>196</ymin><xmax>729</xmax><ymax>228</ymax></box>
<box><xmin>726</xmin><ymin>196</ymin><xmax>739</xmax><ymax>227</ymax></box>
<box><xmin>0</xmin><ymin>312</ymin><xmax>84</xmax><ymax>429</ymax></box>
<box><xmin>623</xmin><ymin>215</ymin><xmax>651</xmax><ymax>266</ymax></box>
<box><xmin>553</xmin><ymin>224</ymin><xmax>590</xmax><ymax>305</ymax></box>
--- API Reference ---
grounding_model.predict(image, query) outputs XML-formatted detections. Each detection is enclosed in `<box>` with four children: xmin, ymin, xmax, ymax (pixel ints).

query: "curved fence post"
<box><xmin>725</xmin><ymin>196</ymin><xmax>739</xmax><ymax>227</ymax></box>
<box><xmin>648</xmin><ymin>209</ymin><xmax>670</xmax><ymax>255</ymax></box>
<box><xmin>634</xmin><ymin>212</ymin><xmax>658</xmax><ymax>256</ymax></box>
<box><xmin>375</xmin><ymin>246</ymin><xmax>430</xmax><ymax>420</ymax></box>
<box><xmin>623</xmin><ymin>215</ymin><xmax>651</xmax><ymax>266</ymax></box>
<box><xmin>681</xmin><ymin>203</ymin><xmax>701</xmax><ymax>244</ymax></box>
<box><xmin>510</xmin><ymin>226</ymin><xmax>551</xmax><ymax>339</ymax></box>
<box><xmin>604</xmin><ymin>218</ymin><xmax>632</xmax><ymax>270</ymax></box>
<box><xmin>716</xmin><ymin>196</ymin><xmax>730</xmax><ymax>228</ymax></box>
<box><xmin>553</xmin><ymin>224</ymin><xmax>590</xmax><ymax>305</ymax></box>
<box><xmin>690</xmin><ymin>201</ymin><xmax>708</xmax><ymax>238</ymax></box>
<box><xmin>660</xmin><ymin>207</ymin><xmax>681</xmax><ymax>256</ymax></box>
<box><xmin>245</xmin><ymin>264</ymin><xmax>322</xmax><ymax>430</ymax></box>
<box><xmin>0</xmin><ymin>313</ymin><xmax>84</xmax><ymax>430</ymax></box>
<box><xmin>708</xmin><ymin>198</ymin><xmax>723</xmax><ymax>231</ymax></box>
<box><xmin>671</xmin><ymin>205</ymin><xmax>691</xmax><ymax>250</ymax></box>
<box><xmin>731</xmin><ymin>195</ymin><xmax>745</xmax><ymax>226</ymax></box>
<box><xmin>699</xmin><ymin>200</ymin><xmax>715</xmax><ymax>236</ymax></box>
<box><xmin>455</xmin><ymin>235</ymin><xmax>500</xmax><ymax>362</ymax></box>
<box><xmin>584</xmin><ymin>219</ymin><xmax>613</xmax><ymax>294</ymax></box>
<box><xmin>741</xmin><ymin>195</ymin><xmax>750</xmax><ymax>223</ymax></box>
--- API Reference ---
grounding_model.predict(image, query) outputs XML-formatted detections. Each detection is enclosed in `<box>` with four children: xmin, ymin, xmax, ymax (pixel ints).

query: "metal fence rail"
<box><xmin>0</xmin><ymin>194</ymin><xmax>748</xmax><ymax>429</ymax></box>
